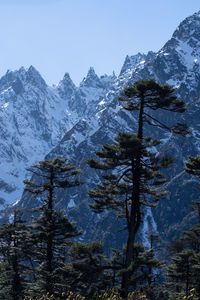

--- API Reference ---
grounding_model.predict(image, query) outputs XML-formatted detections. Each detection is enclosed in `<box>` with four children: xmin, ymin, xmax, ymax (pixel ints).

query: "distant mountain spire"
<box><xmin>57</xmin><ymin>72</ymin><xmax>76</xmax><ymax>101</ymax></box>
<box><xmin>119</xmin><ymin>53</ymin><xmax>147</xmax><ymax>76</ymax></box>
<box><xmin>62</xmin><ymin>72</ymin><xmax>76</xmax><ymax>87</ymax></box>
<box><xmin>80</xmin><ymin>67</ymin><xmax>103</xmax><ymax>88</ymax></box>
<box><xmin>26</xmin><ymin>65</ymin><xmax>47</xmax><ymax>88</ymax></box>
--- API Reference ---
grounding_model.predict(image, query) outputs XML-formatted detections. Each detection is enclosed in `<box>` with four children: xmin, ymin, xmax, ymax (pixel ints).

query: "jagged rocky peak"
<box><xmin>120</xmin><ymin>52</ymin><xmax>154</xmax><ymax>76</ymax></box>
<box><xmin>173</xmin><ymin>12</ymin><xmax>200</xmax><ymax>68</ymax></box>
<box><xmin>80</xmin><ymin>67</ymin><xmax>103</xmax><ymax>88</ymax></box>
<box><xmin>62</xmin><ymin>72</ymin><xmax>76</xmax><ymax>86</ymax></box>
<box><xmin>26</xmin><ymin>65</ymin><xmax>47</xmax><ymax>89</ymax></box>
<box><xmin>151</xmin><ymin>11</ymin><xmax>200</xmax><ymax>88</ymax></box>
<box><xmin>60</xmin><ymin>72</ymin><xmax>76</xmax><ymax>88</ymax></box>
<box><xmin>0</xmin><ymin>67</ymin><xmax>25</xmax><ymax>94</ymax></box>
<box><xmin>99</xmin><ymin>72</ymin><xmax>117</xmax><ymax>89</ymax></box>
<box><xmin>0</xmin><ymin>65</ymin><xmax>47</xmax><ymax>96</ymax></box>
<box><xmin>0</xmin><ymin>66</ymin><xmax>75</xmax><ymax>210</ymax></box>
<box><xmin>172</xmin><ymin>11</ymin><xmax>200</xmax><ymax>43</ymax></box>
<box><xmin>162</xmin><ymin>11</ymin><xmax>200</xmax><ymax>56</ymax></box>
<box><xmin>57</xmin><ymin>72</ymin><xmax>76</xmax><ymax>100</ymax></box>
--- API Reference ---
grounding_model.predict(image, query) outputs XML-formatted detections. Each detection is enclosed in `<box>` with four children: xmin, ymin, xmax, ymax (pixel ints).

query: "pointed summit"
<box><xmin>0</xmin><ymin>66</ymin><xmax>47</xmax><ymax>94</ymax></box>
<box><xmin>26</xmin><ymin>65</ymin><xmax>47</xmax><ymax>89</ymax></box>
<box><xmin>0</xmin><ymin>67</ymin><xmax>26</xmax><ymax>93</ymax></box>
<box><xmin>112</xmin><ymin>71</ymin><xmax>117</xmax><ymax>79</ymax></box>
<box><xmin>80</xmin><ymin>67</ymin><xmax>103</xmax><ymax>88</ymax></box>
<box><xmin>162</xmin><ymin>11</ymin><xmax>200</xmax><ymax>54</ymax></box>
<box><xmin>63</xmin><ymin>72</ymin><xmax>71</xmax><ymax>80</ymax></box>
<box><xmin>57</xmin><ymin>72</ymin><xmax>76</xmax><ymax>101</ymax></box>
<box><xmin>120</xmin><ymin>53</ymin><xmax>147</xmax><ymax>76</ymax></box>
<box><xmin>62</xmin><ymin>72</ymin><xmax>76</xmax><ymax>88</ymax></box>
<box><xmin>157</xmin><ymin>11</ymin><xmax>200</xmax><ymax>74</ymax></box>
<box><xmin>87</xmin><ymin>67</ymin><xmax>97</xmax><ymax>77</ymax></box>
<box><xmin>99</xmin><ymin>72</ymin><xmax>116</xmax><ymax>89</ymax></box>
<box><xmin>172</xmin><ymin>11</ymin><xmax>200</xmax><ymax>43</ymax></box>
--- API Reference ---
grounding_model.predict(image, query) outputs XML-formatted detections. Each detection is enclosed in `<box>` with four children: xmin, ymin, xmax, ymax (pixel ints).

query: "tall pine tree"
<box><xmin>88</xmin><ymin>80</ymin><xmax>188</xmax><ymax>296</ymax></box>
<box><xmin>24</xmin><ymin>157</ymin><xmax>82</xmax><ymax>297</ymax></box>
<box><xmin>120</xmin><ymin>79</ymin><xmax>188</xmax><ymax>295</ymax></box>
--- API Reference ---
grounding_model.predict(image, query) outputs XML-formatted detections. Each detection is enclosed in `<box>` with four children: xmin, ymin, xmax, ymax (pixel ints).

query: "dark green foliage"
<box><xmin>119</xmin><ymin>242</ymin><xmax>162</xmax><ymax>290</ymax></box>
<box><xmin>24</xmin><ymin>157</ymin><xmax>82</xmax><ymax>297</ymax></box>
<box><xmin>119</xmin><ymin>79</ymin><xmax>189</xmax><ymax>136</ymax></box>
<box><xmin>166</xmin><ymin>229</ymin><xmax>200</xmax><ymax>297</ymax></box>
<box><xmin>66</xmin><ymin>241</ymin><xmax>113</xmax><ymax>297</ymax></box>
<box><xmin>88</xmin><ymin>132</ymin><xmax>169</xmax><ymax>211</ymax></box>
<box><xmin>166</xmin><ymin>190</ymin><xmax>200</xmax><ymax>297</ymax></box>
<box><xmin>167</xmin><ymin>249</ymin><xmax>194</xmax><ymax>297</ymax></box>
<box><xmin>166</xmin><ymin>244</ymin><xmax>200</xmax><ymax>298</ymax></box>
<box><xmin>24</xmin><ymin>157</ymin><xmax>82</xmax><ymax>194</ymax></box>
<box><xmin>88</xmin><ymin>134</ymin><xmax>168</xmax><ymax>295</ymax></box>
<box><xmin>87</xmin><ymin>133</ymin><xmax>170</xmax><ymax>265</ymax></box>
<box><xmin>166</xmin><ymin>235</ymin><xmax>200</xmax><ymax>297</ymax></box>
<box><xmin>0</xmin><ymin>210</ymin><xmax>31</xmax><ymax>300</ymax></box>
<box><xmin>185</xmin><ymin>154</ymin><xmax>200</xmax><ymax>179</ymax></box>
<box><xmin>65</xmin><ymin>241</ymin><xmax>157</xmax><ymax>298</ymax></box>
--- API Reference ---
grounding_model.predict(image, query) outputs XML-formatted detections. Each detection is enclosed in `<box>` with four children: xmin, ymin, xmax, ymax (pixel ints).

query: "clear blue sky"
<box><xmin>0</xmin><ymin>0</ymin><xmax>200</xmax><ymax>85</ymax></box>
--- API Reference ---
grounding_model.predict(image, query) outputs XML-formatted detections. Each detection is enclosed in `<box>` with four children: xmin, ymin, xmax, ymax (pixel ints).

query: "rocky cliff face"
<box><xmin>0</xmin><ymin>65</ymin><xmax>70</xmax><ymax>208</ymax></box>
<box><xmin>1</xmin><ymin>11</ymin><xmax>200</xmax><ymax>249</ymax></box>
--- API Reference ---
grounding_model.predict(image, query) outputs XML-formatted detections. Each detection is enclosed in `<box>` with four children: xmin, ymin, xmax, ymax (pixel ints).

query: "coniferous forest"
<box><xmin>0</xmin><ymin>80</ymin><xmax>199</xmax><ymax>300</ymax></box>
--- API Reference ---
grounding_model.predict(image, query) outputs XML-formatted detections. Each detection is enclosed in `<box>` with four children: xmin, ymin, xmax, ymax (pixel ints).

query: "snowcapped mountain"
<box><xmin>1</xmin><ymin>11</ymin><xmax>200</xmax><ymax>248</ymax></box>
<box><xmin>0</xmin><ymin>66</ymin><xmax>73</xmax><ymax>208</ymax></box>
<box><xmin>0</xmin><ymin>65</ymin><xmax>114</xmax><ymax>210</ymax></box>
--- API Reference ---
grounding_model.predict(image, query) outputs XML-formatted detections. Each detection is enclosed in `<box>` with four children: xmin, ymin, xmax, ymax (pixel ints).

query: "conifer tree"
<box><xmin>0</xmin><ymin>210</ymin><xmax>30</xmax><ymax>300</ymax></box>
<box><xmin>166</xmin><ymin>217</ymin><xmax>200</xmax><ymax>298</ymax></box>
<box><xmin>88</xmin><ymin>132</ymin><xmax>170</xmax><ymax>295</ymax></box>
<box><xmin>121</xmin><ymin>242</ymin><xmax>162</xmax><ymax>290</ymax></box>
<box><xmin>184</xmin><ymin>156</ymin><xmax>200</xmax><ymax>295</ymax></box>
<box><xmin>180</xmin><ymin>222</ymin><xmax>200</xmax><ymax>297</ymax></box>
<box><xmin>24</xmin><ymin>157</ymin><xmax>82</xmax><ymax>297</ymax></box>
<box><xmin>167</xmin><ymin>249</ymin><xmax>194</xmax><ymax>297</ymax></box>
<box><xmin>119</xmin><ymin>80</ymin><xmax>188</xmax><ymax>295</ymax></box>
<box><xmin>185</xmin><ymin>154</ymin><xmax>200</xmax><ymax>180</ymax></box>
<box><xmin>166</xmin><ymin>157</ymin><xmax>200</xmax><ymax>298</ymax></box>
<box><xmin>66</xmin><ymin>241</ymin><xmax>110</xmax><ymax>296</ymax></box>
<box><xmin>119</xmin><ymin>79</ymin><xmax>188</xmax><ymax>138</ymax></box>
<box><xmin>88</xmin><ymin>80</ymin><xmax>188</xmax><ymax>296</ymax></box>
